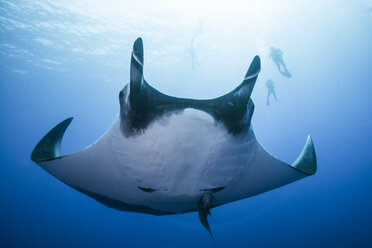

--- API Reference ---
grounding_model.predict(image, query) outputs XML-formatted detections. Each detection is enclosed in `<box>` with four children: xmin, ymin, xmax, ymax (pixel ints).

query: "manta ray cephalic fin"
<box><xmin>121</xmin><ymin>37</ymin><xmax>261</xmax><ymax>135</ymax></box>
<box><xmin>130</xmin><ymin>37</ymin><xmax>144</xmax><ymax>102</ymax></box>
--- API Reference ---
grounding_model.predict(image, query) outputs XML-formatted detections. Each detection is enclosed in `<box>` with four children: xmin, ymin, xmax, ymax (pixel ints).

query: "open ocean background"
<box><xmin>1</xmin><ymin>1</ymin><xmax>371</xmax><ymax>247</ymax></box>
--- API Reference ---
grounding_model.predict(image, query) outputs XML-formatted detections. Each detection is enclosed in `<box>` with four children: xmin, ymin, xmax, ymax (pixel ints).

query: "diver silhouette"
<box><xmin>265</xmin><ymin>79</ymin><xmax>277</xmax><ymax>106</ymax></box>
<box><xmin>189</xmin><ymin>38</ymin><xmax>197</xmax><ymax>70</ymax></box>
<box><xmin>189</xmin><ymin>19</ymin><xmax>203</xmax><ymax>70</ymax></box>
<box><xmin>269</xmin><ymin>47</ymin><xmax>291</xmax><ymax>78</ymax></box>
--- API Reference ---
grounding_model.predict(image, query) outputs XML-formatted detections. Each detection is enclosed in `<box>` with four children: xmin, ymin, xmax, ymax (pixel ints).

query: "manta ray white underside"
<box><xmin>31</xmin><ymin>38</ymin><xmax>316</xmax><ymax>238</ymax></box>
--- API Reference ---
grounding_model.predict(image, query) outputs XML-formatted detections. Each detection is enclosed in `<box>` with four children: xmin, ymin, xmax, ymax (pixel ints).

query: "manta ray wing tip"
<box><xmin>291</xmin><ymin>135</ymin><xmax>317</xmax><ymax>175</ymax></box>
<box><xmin>31</xmin><ymin>117</ymin><xmax>73</xmax><ymax>162</ymax></box>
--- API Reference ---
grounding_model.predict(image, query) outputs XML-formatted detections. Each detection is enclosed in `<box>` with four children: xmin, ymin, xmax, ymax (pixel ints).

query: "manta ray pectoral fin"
<box><xmin>291</xmin><ymin>135</ymin><xmax>317</xmax><ymax>175</ymax></box>
<box><xmin>31</xmin><ymin>117</ymin><xmax>73</xmax><ymax>162</ymax></box>
<box><xmin>198</xmin><ymin>193</ymin><xmax>214</xmax><ymax>240</ymax></box>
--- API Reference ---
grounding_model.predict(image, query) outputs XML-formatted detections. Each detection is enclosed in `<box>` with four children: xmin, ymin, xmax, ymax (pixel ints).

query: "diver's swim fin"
<box><xmin>198</xmin><ymin>193</ymin><xmax>214</xmax><ymax>240</ymax></box>
<box><xmin>280</xmin><ymin>68</ymin><xmax>292</xmax><ymax>78</ymax></box>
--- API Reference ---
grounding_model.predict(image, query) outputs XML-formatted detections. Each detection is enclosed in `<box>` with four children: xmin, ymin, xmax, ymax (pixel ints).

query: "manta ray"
<box><xmin>31</xmin><ymin>38</ymin><xmax>317</xmax><ymax>239</ymax></box>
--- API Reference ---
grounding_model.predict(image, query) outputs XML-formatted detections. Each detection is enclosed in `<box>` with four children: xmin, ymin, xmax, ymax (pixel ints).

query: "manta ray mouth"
<box><xmin>119</xmin><ymin>38</ymin><xmax>260</xmax><ymax>136</ymax></box>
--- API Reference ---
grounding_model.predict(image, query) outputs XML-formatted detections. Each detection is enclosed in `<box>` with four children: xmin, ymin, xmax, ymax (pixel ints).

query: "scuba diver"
<box><xmin>265</xmin><ymin>79</ymin><xmax>277</xmax><ymax>106</ymax></box>
<box><xmin>269</xmin><ymin>47</ymin><xmax>291</xmax><ymax>78</ymax></box>
<box><xmin>189</xmin><ymin>19</ymin><xmax>203</xmax><ymax>70</ymax></box>
<box><xmin>189</xmin><ymin>38</ymin><xmax>197</xmax><ymax>70</ymax></box>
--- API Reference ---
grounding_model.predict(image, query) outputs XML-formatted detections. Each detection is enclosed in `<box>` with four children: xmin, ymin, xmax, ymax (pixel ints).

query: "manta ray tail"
<box><xmin>31</xmin><ymin>117</ymin><xmax>73</xmax><ymax>162</ymax></box>
<box><xmin>198</xmin><ymin>193</ymin><xmax>215</xmax><ymax>240</ymax></box>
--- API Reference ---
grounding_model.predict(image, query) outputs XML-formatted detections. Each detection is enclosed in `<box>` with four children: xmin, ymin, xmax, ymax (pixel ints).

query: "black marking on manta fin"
<box><xmin>31</xmin><ymin>117</ymin><xmax>73</xmax><ymax>162</ymax></box>
<box><xmin>292</xmin><ymin>136</ymin><xmax>317</xmax><ymax>175</ymax></box>
<box><xmin>120</xmin><ymin>38</ymin><xmax>261</xmax><ymax>136</ymax></box>
<box><xmin>130</xmin><ymin>37</ymin><xmax>144</xmax><ymax>102</ymax></box>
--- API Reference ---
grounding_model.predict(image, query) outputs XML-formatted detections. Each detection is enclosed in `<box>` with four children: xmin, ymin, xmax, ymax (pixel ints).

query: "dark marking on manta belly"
<box><xmin>199</xmin><ymin>186</ymin><xmax>226</xmax><ymax>193</ymax></box>
<box><xmin>138</xmin><ymin>186</ymin><xmax>157</xmax><ymax>193</ymax></box>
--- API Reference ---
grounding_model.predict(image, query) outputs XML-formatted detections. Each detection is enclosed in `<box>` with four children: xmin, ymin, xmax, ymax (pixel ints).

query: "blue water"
<box><xmin>1</xmin><ymin>1</ymin><xmax>372</xmax><ymax>247</ymax></box>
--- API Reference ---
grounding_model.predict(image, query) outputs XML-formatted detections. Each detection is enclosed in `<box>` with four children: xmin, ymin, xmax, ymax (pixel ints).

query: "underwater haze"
<box><xmin>1</xmin><ymin>0</ymin><xmax>372</xmax><ymax>247</ymax></box>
